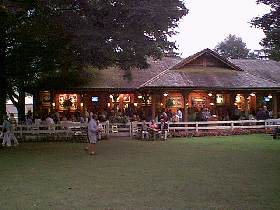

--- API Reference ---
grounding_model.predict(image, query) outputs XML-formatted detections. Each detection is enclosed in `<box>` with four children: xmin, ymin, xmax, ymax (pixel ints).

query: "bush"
<box><xmin>169</xmin><ymin>129</ymin><xmax>266</xmax><ymax>138</ymax></box>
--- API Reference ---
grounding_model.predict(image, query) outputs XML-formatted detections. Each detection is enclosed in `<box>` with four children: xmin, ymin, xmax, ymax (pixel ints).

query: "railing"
<box><xmin>0</xmin><ymin>121</ymin><xmax>110</xmax><ymax>141</ymax></box>
<box><xmin>0</xmin><ymin>119</ymin><xmax>279</xmax><ymax>141</ymax></box>
<box><xmin>131</xmin><ymin>119</ymin><xmax>280</xmax><ymax>136</ymax></box>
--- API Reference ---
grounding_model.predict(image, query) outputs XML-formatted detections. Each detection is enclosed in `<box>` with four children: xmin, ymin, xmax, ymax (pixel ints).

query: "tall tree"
<box><xmin>214</xmin><ymin>34</ymin><xmax>250</xmax><ymax>59</ymax></box>
<box><xmin>0</xmin><ymin>0</ymin><xmax>188</xmax><ymax>122</ymax></box>
<box><xmin>252</xmin><ymin>0</ymin><xmax>280</xmax><ymax>61</ymax></box>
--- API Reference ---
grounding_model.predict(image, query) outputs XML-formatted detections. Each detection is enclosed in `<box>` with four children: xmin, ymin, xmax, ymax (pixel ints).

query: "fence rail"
<box><xmin>0</xmin><ymin>119</ymin><xmax>279</xmax><ymax>140</ymax></box>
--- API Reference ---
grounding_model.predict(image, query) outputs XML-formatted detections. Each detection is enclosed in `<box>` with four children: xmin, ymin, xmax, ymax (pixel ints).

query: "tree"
<box><xmin>0</xmin><ymin>0</ymin><xmax>188</xmax><ymax>122</ymax></box>
<box><xmin>252</xmin><ymin>0</ymin><xmax>280</xmax><ymax>61</ymax></box>
<box><xmin>214</xmin><ymin>34</ymin><xmax>250</xmax><ymax>59</ymax></box>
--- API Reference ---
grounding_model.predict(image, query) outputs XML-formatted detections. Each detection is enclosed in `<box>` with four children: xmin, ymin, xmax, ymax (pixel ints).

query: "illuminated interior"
<box><xmin>58</xmin><ymin>94</ymin><xmax>78</xmax><ymax>111</ymax></box>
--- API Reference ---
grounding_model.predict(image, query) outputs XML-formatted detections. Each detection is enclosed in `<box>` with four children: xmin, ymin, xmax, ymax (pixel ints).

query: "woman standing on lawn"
<box><xmin>9</xmin><ymin>113</ymin><xmax>19</xmax><ymax>146</ymax></box>
<box><xmin>87</xmin><ymin>114</ymin><xmax>98</xmax><ymax>155</ymax></box>
<box><xmin>2</xmin><ymin>115</ymin><xmax>12</xmax><ymax>147</ymax></box>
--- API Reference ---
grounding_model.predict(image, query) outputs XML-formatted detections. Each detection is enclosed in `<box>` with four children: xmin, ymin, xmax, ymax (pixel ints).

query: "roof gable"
<box><xmin>171</xmin><ymin>48</ymin><xmax>243</xmax><ymax>71</ymax></box>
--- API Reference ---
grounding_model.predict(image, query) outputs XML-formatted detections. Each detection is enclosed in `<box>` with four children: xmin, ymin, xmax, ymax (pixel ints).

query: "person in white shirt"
<box><xmin>177</xmin><ymin>109</ymin><xmax>183</xmax><ymax>122</ymax></box>
<box><xmin>87</xmin><ymin>114</ymin><xmax>98</xmax><ymax>155</ymax></box>
<box><xmin>45</xmin><ymin>116</ymin><xmax>55</xmax><ymax>125</ymax></box>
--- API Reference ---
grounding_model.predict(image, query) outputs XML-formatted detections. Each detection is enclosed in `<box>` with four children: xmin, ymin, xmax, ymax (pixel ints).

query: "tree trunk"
<box><xmin>17</xmin><ymin>87</ymin><xmax>26</xmax><ymax>123</ymax></box>
<box><xmin>0</xmin><ymin>28</ymin><xmax>7</xmax><ymax>123</ymax></box>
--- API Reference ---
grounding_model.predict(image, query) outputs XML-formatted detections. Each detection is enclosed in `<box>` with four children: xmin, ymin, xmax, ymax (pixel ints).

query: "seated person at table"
<box><xmin>149</xmin><ymin>120</ymin><xmax>160</xmax><ymax>140</ymax></box>
<box><xmin>141</xmin><ymin>120</ymin><xmax>149</xmax><ymax>140</ymax></box>
<box><xmin>149</xmin><ymin>120</ymin><xmax>158</xmax><ymax>131</ymax></box>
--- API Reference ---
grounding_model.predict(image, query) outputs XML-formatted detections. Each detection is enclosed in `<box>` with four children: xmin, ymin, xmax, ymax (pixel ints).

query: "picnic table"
<box><xmin>266</xmin><ymin>119</ymin><xmax>280</xmax><ymax>140</ymax></box>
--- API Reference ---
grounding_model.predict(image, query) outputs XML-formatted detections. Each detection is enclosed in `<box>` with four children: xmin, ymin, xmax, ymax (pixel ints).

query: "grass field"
<box><xmin>0</xmin><ymin>134</ymin><xmax>280</xmax><ymax>210</ymax></box>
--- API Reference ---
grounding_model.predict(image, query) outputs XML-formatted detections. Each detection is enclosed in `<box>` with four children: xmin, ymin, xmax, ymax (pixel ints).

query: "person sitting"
<box><xmin>149</xmin><ymin>120</ymin><xmax>158</xmax><ymax>131</ymax></box>
<box><xmin>45</xmin><ymin>115</ymin><xmax>55</xmax><ymax>125</ymax></box>
<box><xmin>171</xmin><ymin>113</ymin><xmax>179</xmax><ymax>123</ymax></box>
<box><xmin>201</xmin><ymin>108</ymin><xmax>211</xmax><ymax>121</ymax></box>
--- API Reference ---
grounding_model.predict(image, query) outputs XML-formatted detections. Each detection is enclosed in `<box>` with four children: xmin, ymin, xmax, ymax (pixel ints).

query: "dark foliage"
<box><xmin>214</xmin><ymin>34</ymin><xmax>250</xmax><ymax>59</ymax></box>
<box><xmin>0</xmin><ymin>0</ymin><xmax>188</xmax><ymax>121</ymax></box>
<box><xmin>252</xmin><ymin>0</ymin><xmax>280</xmax><ymax>61</ymax></box>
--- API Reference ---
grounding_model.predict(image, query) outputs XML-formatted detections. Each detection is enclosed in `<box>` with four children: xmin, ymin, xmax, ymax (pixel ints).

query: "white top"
<box><xmin>177</xmin><ymin>110</ymin><xmax>183</xmax><ymax>119</ymax></box>
<box><xmin>88</xmin><ymin>119</ymin><xmax>97</xmax><ymax>135</ymax></box>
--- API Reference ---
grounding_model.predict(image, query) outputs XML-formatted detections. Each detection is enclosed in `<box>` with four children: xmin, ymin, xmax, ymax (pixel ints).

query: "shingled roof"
<box><xmin>80</xmin><ymin>57</ymin><xmax>181</xmax><ymax>90</ymax></box>
<box><xmin>230</xmin><ymin>59</ymin><xmax>280</xmax><ymax>84</ymax></box>
<box><xmin>141</xmin><ymin>49</ymin><xmax>280</xmax><ymax>90</ymax></box>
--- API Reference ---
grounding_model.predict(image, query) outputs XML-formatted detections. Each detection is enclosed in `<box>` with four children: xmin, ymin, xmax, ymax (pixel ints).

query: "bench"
<box><xmin>266</xmin><ymin>119</ymin><xmax>280</xmax><ymax>140</ymax></box>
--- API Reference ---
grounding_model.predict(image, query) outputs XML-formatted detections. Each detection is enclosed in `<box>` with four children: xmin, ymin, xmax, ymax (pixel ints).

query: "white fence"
<box><xmin>0</xmin><ymin>119</ymin><xmax>279</xmax><ymax>141</ymax></box>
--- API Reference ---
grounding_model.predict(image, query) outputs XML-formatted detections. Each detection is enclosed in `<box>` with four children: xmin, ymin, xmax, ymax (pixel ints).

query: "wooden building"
<box><xmin>37</xmin><ymin>49</ymin><xmax>280</xmax><ymax>121</ymax></box>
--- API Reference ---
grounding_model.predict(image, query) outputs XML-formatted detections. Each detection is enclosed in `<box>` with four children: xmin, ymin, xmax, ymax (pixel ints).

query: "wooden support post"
<box><xmin>244</xmin><ymin>93</ymin><xmax>250</xmax><ymax>119</ymax></box>
<box><xmin>272</xmin><ymin>94</ymin><xmax>278</xmax><ymax>119</ymax></box>
<box><xmin>151</xmin><ymin>93</ymin><xmax>157</xmax><ymax>121</ymax></box>
<box><xmin>230</xmin><ymin>92</ymin><xmax>236</xmax><ymax>107</ymax></box>
<box><xmin>182</xmin><ymin>91</ymin><xmax>190</xmax><ymax>122</ymax></box>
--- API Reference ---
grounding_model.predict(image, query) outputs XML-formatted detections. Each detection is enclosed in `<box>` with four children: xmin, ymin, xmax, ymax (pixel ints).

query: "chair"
<box><xmin>111</xmin><ymin>125</ymin><xmax>118</xmax><ymax>133</ymax></box>
<box><xmin>131</xmin><ymin>122</ymin><xmax>140</xmax><ymax>139</ymax></box>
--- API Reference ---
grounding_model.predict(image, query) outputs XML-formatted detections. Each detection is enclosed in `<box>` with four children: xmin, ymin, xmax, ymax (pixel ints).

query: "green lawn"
<box><xmin>0</xmin><ymin>134</ymin><xmax>280</xmax><ymax>210</ymax></box>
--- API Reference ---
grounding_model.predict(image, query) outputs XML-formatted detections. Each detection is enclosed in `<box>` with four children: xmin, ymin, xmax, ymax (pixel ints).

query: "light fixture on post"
<box><xmin>80</xmin><ymin>102</ymin><xmax>84</xmax><ymax>107</ymax></box>
<box><xmin>52</xmin><ymin>102</ymin><xmax>55</xmax><ymax>107</ymax></box>
<box><xmin>250</xmin><ymin>93</ymin><xmax>256</xmax><ymax>97</ymax></box>
<box><xmin>163</xmin><ymin>93</ymin><xmax>168</xmax><ymax>97</ymax></box>
<box><xmin>137</xmin><ymin>95</ymin><xmax>143</xmax><ymax>99</ymax></box>
<box><xmin>107</xmin><ymin>103</ymin><xmax>111</xmax><ymax>107</ymax></box>
<box><xmin>210</xmin><ymin>102</ymin><xmax>214</xmax><ymax>106</ymax></box>
<box><xmin>134</xmin><ymin>103</ymin><xmax>138</xmax><ymax>107</ymax></box>
<box><xmin>208</xmin><ymin>93</ymin><xmax>213</xmax><ymax>97</ymax></box>
<box><xmin>268</xmin><ymin>94</ymin><xmax>273</xmax><ymax>99</ymax></box>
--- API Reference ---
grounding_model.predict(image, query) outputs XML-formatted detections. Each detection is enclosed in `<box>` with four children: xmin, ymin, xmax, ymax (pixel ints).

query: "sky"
<box><xmin>174</xmin><ymin>0</ymin><xmax>271</xmax><ymax>57</ymax></box>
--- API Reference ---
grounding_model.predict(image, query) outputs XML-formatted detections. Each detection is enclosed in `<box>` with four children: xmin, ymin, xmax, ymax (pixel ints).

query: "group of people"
<box><xmin>140</xmin><ymin>113</ymin><xmax>169</xmax><ymax>140</ymax></box>
<box><xmin>1</xmin><ymin>113</ymin><xmax>19</xmax><ymax>147</ymax></box>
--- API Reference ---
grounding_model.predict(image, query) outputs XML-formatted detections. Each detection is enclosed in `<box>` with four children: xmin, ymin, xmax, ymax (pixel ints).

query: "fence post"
<box><xmin>195</xmin><ymin>122</ymin><xmax>198</xmax><ymax>133</ymax></box>
<box><xmin>129</xmin><ymin>122</ymin><xmax>132</xmax><ymax>138</ymax></box>
<box><xmin>20</xmin><ymin>125</ymin><xmax>23</xmax><ymax>139</ymax></box>
<box><xmin>106</xmin><ymin>121</ymin><xmax>110</xmax><ymax>136</ymax></box>
<box><xmin>231</xmin><ymin>121</ymin><xmax>234</xmax><ymax>131</ymax></box>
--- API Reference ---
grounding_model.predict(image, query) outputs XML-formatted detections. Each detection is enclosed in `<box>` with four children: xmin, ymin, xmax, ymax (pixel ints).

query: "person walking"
<box><xmin>2</xmin><ymin>115</ymin><xmax>12</xmax><ymax>147</ymax></box>
<box><xmin>9</xmin><ymin>113</ymin><xmax>19</xmax><ymax>146</ymax></box>
<box><xmin>87</xmin><ymin>114</ymin><xmax>98</xmax><ymax>155</ymax></box>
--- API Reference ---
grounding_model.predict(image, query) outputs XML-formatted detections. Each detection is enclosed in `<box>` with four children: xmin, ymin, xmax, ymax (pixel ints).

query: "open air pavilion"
<box><xmin>35</xmin><ymin>49</ymin><xmax>280</xmax><ymax>122</ymax></box>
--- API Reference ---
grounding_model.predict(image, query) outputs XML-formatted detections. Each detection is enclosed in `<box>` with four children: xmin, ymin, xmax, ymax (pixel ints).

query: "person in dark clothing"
<box><xmin>256</xmin><ymin>106</ymin><xmax>269</xmax><ymax>120</ymax></box>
